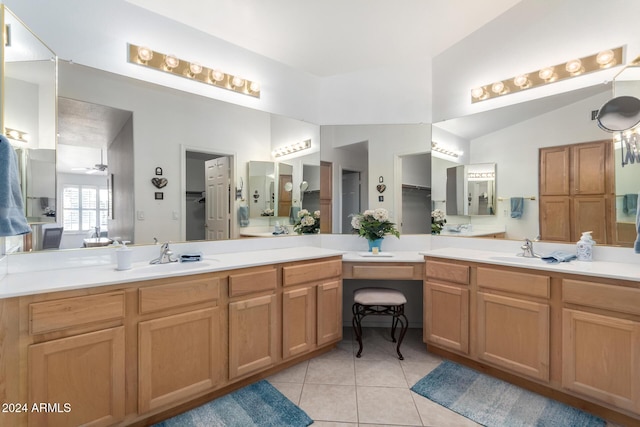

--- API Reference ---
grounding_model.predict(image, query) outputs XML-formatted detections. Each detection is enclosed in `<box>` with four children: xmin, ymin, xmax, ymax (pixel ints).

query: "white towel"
<box><xmin>0</xmin><ymin>135</ymin><xmax>31</xmax><ymax>236</ymax></box>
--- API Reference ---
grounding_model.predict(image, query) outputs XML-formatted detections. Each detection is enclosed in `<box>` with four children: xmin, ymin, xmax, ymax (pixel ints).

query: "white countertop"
<box><xmin>342</xmin><ymin>251</ymin><xmax>425</xmax><ymax>263</ymax></box>
<box><xmin>0</xmin><ymin>246</ymin><xmax>344</xmax><ymax>299</ymax></box>
<box><xmin>423</xmin><ymin>247</ymin><xmax>640</xmax><ymax>282</ymax></box>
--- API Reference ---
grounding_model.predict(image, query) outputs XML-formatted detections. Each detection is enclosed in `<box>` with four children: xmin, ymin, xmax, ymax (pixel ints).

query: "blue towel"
<box><xmin>289</xmin><ymin>206</ymin><xmax>300</xmax><ymax>225</ymax></box>
<box><xmin>541</xmin><ymin>250</ymin><xmax>577</xmax><ymax>263</ymax></box>
<box><xmin>635</xmin><ymin>192</ymin><xmax>640</xmax><ymax>254</ymax></box>
<box><xmin>238</xmin><ymin>206</ymin><xmax>249</xmax><ymax>227</ymax></box>
<box><xmin>624</xmin><ymin>193</ymin><xmax>638</xmax><ymax>215</ymax></box>
<box><xmin>0</xmin><ymin>135</ymin><xmax>31</xmax><ymax>237</ymax></box>
<box><xmin>510</xmin><ymin>197</ymin><xmax>524</xmax><ymax>219</ymax></box>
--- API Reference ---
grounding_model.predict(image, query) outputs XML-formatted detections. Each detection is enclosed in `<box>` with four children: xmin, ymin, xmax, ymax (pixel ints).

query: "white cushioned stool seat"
<box><xmin>352</xmin><ymin>287</ymin><xmax>408</xmax><ymax>360</ymax></box>
<box><xmin>354</xmin><ymin>288</ymin><xmax>407</xmax><ymax>306</ymax></box>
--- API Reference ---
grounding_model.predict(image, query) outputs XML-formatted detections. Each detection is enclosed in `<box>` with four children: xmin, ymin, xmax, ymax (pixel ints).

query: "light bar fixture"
<box><xmin>431</xmin><ymin>142</ymin><xmax>463</xmax><ymax>158</ymax></box>
<box><xmin>127</xmin><ymin>43</ymin><xmax>261</xmax><ymax>98</ymax></box>
<box><xmin>5</xmin><ymin>127</ymin><xmax>29</xmax><ymax>142</ymax></box>
<box><xmin>471</xmin><ymin>46</ymin><xmax>624</xmax><ymax>103</ymax></box>
<box><xmin>272</xmin><ymin>139</ymin><xmax>311</xmax><ymax>158</ymax></box>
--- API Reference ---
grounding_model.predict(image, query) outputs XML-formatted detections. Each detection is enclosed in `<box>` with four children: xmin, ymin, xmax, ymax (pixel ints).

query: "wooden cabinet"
<box><xmin>228</xmin><ymin>266</ymin><xmax>279</xmax><ymax>379</ymax></box>
<box><xmin>539</xmin><ymin>140</ymin><xmax>613</xmax><ymax>243</ymax></box>
<box><xmin>476</xmin><ymin>267</ymin><xmax>550</xmax><ymax>381</ymax></box>
<box><xmin>29</xmin><ymin>327</ymin><xmax>125</xmax><ymax>427</ymax></box>
<box><xmin>282</xmin><ymin>259</ymin><xmax>342</xmax><ymax>359</ymax></box>
<box><xmin>319</xmin><ymin>161</ymin><xmax>333</xmax><ymax>233</ymax></box>
<box><xmin>562</xmin><ymin>279</ymin><xmax>640</xmax><ymax>412</ymax></box>
<box><xmin>424</xmin><ymin>259</ymin><xmax>470</xmax><ymax>354</ymax></box>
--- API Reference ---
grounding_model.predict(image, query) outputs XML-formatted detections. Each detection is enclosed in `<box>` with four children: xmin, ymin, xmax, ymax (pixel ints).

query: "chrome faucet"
<box><xmin>518</xmin><ymin>238</ymin><xmax>539</xmax><ymax>258</ymax></box>
<box><xmin>150</xmin><ymin>242</ymin><xmax>178</xmax><ymax>264</ymax></box>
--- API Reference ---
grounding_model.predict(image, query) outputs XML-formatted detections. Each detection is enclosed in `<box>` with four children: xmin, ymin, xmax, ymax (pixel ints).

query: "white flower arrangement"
<box><xmin>431</xmin><ymin>209</ymin><xmax>446</xmax><ymax>234</ymax></box>
<box><xmin>351</xmin><ymin>208</ymin><xmax>400</xmax><ymax>241</ymax></box>
<box><xmin>294</xmin><ymin>209</ymin><xmax>320</xmax><ymax>234</ymax></box>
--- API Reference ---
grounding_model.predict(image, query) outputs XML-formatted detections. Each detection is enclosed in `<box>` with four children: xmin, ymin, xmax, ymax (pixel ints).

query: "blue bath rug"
<box><xmin>411</xmin><ymin>361</ymin><xmax>605</xmax><ymax>427</ymax></box>
<box><xmin>153</xmin><ymin>380</ymin><xmax>313</xmax><ymax>427</ymax></box>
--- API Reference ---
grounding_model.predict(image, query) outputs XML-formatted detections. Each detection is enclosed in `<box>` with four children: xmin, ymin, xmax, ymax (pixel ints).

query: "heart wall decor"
<box><xmin>376</xmin><ymin>184</ymin><xmax>386</xmax><ymax>193</ymax></box>
<box><xmin>151</xmin><ymin>177</ymin><xmax>168</xmax><ymax>189</ymax></box>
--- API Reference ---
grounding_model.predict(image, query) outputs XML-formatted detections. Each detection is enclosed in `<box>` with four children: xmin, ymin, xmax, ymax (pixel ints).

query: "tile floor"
<box><xmin>267</xmin><ymin>327</ymin><xmax>621</xmax><ymax>427</ymax></box>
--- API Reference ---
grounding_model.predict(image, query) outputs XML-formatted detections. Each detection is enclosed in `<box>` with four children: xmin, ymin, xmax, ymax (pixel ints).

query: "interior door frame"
<box><xmin>180</xmin><ymin>144</ymin><xmax>236</xmax><ymax>241</ymax></box>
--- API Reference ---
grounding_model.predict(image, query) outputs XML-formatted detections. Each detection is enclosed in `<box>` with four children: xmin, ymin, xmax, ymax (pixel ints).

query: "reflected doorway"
<box><xmin>400</xmin><ymin>153</ymin><xmax>431</xmax><ymax>234</ymax></box>
<box><xmin>342</xmin><ymin>169</ymin><xmax>361</xmax><ymax>234</ymax></box>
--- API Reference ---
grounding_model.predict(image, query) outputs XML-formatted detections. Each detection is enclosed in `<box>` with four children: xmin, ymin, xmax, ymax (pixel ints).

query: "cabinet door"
<box><xmin>573</xmin><ymin>197</ymin><xmax>608</xmax><ymax>244</ymax></box>
<box><xmin>424</xmin><ymin>282</ymin><xmax>469</xmax><ymax>354</ymax></box>
<box><xmin>572</xmin><ymin>142</ymin><xmax>606</xmax><ymax>195</ymax></box>
<box><xmin>139</xmin><ymin>307</ymin><xmax>223</xmax><ymax>413</ymax></box>
<box><xmin>562</xmin><ymin>309</ymin><xmax>640</xmax><ymax>412</ymax></box>
<box><xmin>283</xmin><ymin>286</ymin><xmax>315</xmax><ymax>359</ymax></box>
<box><xmin>540</xmin><ymin>146</ymin><xmax>570</xmax><ymax>196</ymax></box>
<box><xmin>229</xmin><ymin>294</ymin><xmax>277</xmax><ymax>379</ymax></box>
<box><xmin>29</xmin><ymin>327</ymin><xmax>125</xmax><ymax>427</ymax></box>
<box><xmin>539</xmin><ymin>196</ymin><xmax>571</xmax><ymax>242</ymax></box>
<box><xmin>477</xmin><ymin>293</ymin><xmax>550</xmax><ymax>381</ymax></box>
<box><xmin>317</xmin><ymin>280</ymin><xmax>342</xmax><ymax>346</ymax></box>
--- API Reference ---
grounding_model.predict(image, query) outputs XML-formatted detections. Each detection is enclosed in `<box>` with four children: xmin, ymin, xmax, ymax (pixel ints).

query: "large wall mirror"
<box><xmin>432</xmin><ymin>65</ymin><xmax>639</xmax><ymax>247</ymax></box>
<box><xmin>2</xmin><ymin>5</ymin><xmax>57</xmax><ymax>252</ymax></box>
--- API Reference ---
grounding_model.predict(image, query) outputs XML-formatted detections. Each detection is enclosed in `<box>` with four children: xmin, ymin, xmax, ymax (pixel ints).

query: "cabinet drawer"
<box><xmin>348</xmin><ymin>264</ymin><xmax>421</xmax><ymax>280</ymax></box>
<box><xmin>425</xmin><ymin>260</ymin><xmax>469</xmax><ymax>285</ymax></box>
<box><xmin>563</xmin><ymin>279</ymin><xmax>640</xmax><ymax>316</ymax></box>
<box><xmin>30</xmin><ymin>291</ymin><xmax>125</xmax><ymax>335</ymax></box>
<box><xmin>283</xmin><ymin>259</ymin><xmax>342</xmax><ymax>287</ymax></box>
<box><xmin>229</xmin><ymin>268</ymin><xmax>277</xmax><ymax>297</ymax></box>
<box><xmin>139</xmin><ymin>277</ymin><xmax>220</xmax><ymax>314</ymax></box>
<box><xmin>477</xmin><ymin>267</ymin><xmax>550</xmax><ymax>299</ymax></box>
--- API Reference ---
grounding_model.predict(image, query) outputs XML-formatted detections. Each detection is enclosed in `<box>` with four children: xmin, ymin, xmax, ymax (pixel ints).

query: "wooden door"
<box><xmin>283</xmin><ymin>286</ymin><xmax>315</xmax><ymax>359</ymax></box>
<box><xmin>571</xmin><ymin>142</ymin><xmax>607</xmax><ymax>195</ymax></box>
<box><xmin>573</xmin><ymin>197</ymin><xmax>608</xmax><ymax>243</ymax></box>
<box><xmin>477</xmin><ymin>292</ymin><xmax>550</xmax><ymax>381</ymax></box>
<box><xmin>562</xmin><ymin>309</ymin><xmax>640</xmax><ymax>412</ymax></box>
<box><xmin>29</xmin><ymin>327</ymin><xmax>125</xmax><ymax>427</ymax></box>
<box><xmin>317</xmin><ymin>280</ymin><xmax>342</xmax><ymax>345</ymax></box>
<box><xmin>138</xmin><ymin>308</ymin><xmax>222</xmax><ymax>412</ymax></box>
<box><xmin>205</xmin><ymin>157</ymin><xmax>230</xmax><ymax>240</ymax></box>
<box><xmin>540</xmin><ymin>146</ymin><xmax>570</xmax><ymax>196</ymax></box>
<box><xmin>424</xmin><ymin>282</ymin><xmax>469</xmax><ymax>354</ymax></box>
<box><xmin>229</xmin><ymin>294</ymin><xmax>278</xmax><ymax>379</ymax></box>
<box><xmin>320</xmin><ymin>161</ymin><xmax>333</xmax><ymax>233</ymax></box>
<box><xmin>539</xmin><ymin>196</ymin><xmax>571</xmax><ymax>242</ymax></box>
<box><xmin>278</xmin><ymin>174</ymin><xmax>293</xmax><ymax>217</ymax></box>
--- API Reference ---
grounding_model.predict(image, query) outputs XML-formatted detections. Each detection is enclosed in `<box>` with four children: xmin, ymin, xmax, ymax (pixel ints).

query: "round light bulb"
<box><xmin>491</xmin><ymin>81</ymin><xmax>505</xmax><ymax>94</ymax></box>
<box><xmin>210</xmin><ymin>69</ymin><xmax>224</xmax><ymax>82</ymax></box>
<box><xmin>596</xmin><ymin>49</ymin><xmax>615</xmax><ymax>67</ymax></box>
<box><xmin>137</xmin><ymin>46</ymin><xmax>153</xmax><ymax>62</ymax></box>
<box><xmin>21</xmin><ymin>133</ymin><xmax>30</xmax><ymax>141</ymax></box>
<box><xmin>164</xmin><ymin>54</ymin><xmax>179</xmax><ymax>70</ymax></box>
<box><xmin>8</xmin><ymin>129</ymin><xmax>19</xmax><ymax>139</ymax></box>
<box><xmin>189</xmin><ymin>62</ymin><xmax>203</xmax><ymax>76</ymax></box>
<box><xmin>565</xmin><ymin>59</ymin><xmax>582</xmax><ymax>74</ymax></box>
<box><xmin>249</xmin><ymin>81</ymin><xmax>260</xmax><ymax>93</ymax></box>
<box><xmin>513</xmin><ymin>75</ymin><xmax>529</xmax><ymax>88</ymax></box>
<box><xmin>471</xmin><ymin>87</ymin><xmax>486</xmax><ymax>99</ymax></box>
<box><xmin>231</xmin><ymin>76</ymin><xmax>245</xmax><ymax>88</ymax></box>
<box><xmin>538</xmin><ymin>67</ymin><xmax>555</xmax><ymax>81</ymax></box>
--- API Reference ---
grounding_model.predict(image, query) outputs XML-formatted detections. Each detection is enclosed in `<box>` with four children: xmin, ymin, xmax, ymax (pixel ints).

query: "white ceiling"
<box><xmin>125</xmin><ymin>0</ymin><xmax>522</xmax><ymax>77</ymax></box>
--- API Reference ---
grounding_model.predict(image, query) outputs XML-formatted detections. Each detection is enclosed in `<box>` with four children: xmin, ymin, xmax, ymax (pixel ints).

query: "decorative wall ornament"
<box><xmin>151</xmin><ymin>177</ymin><xmax>168</xmax><ymax>189</ymax></box>
<box><xmin>376</xmin><ymin>184</ymin><xmax>386</xmax><ymax>193</ymax></box>
<box><xmin>155</xmin><ymin>167</ymin><xmax>163</xmax><ymax>176</ymax></box>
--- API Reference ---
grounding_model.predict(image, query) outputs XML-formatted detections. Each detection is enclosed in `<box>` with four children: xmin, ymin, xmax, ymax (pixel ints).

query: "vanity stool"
<box><xmin>352</xmin><ymin>287</ymin><xmax>408</xmax><ymax>360</ymax></box>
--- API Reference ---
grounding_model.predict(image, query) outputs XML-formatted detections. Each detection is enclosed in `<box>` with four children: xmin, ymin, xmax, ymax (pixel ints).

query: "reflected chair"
<box><xmin>42</xmin><ymin>227</ymin><xmax>63</xmax><ymax>250</ymax></box>
<box><xmin>352</xmin><ymin>287</ymin><xmax>408</xmax><ymax>360</ymax></box>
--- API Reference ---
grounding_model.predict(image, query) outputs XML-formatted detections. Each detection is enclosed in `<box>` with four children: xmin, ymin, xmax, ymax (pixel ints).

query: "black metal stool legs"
<box><xmin>352</xmin><ymin>302</ymin><xmax>408</xmax><ymax>360</ymax></box>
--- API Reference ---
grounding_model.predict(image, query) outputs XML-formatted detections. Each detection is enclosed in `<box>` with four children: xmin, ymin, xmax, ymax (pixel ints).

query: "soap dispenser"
<box><xmin>576</xmin><ymin>231</ymin><xmax>595</xmax><ymax>261</ymax></box>
<box><xmin>116</xmin><ymin>240</ymin><xmax>133</xmax><ymax>270</ymax></box>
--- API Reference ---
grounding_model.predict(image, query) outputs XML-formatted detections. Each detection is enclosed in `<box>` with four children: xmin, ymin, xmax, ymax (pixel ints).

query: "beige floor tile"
<box><xmin>400</xmin><ymin>359</ymin><xmax>442</xmax><ymax>387</ymax></box>
<box><xmin>299</xmin><ymin>384</ymin><xmax>358</xmax><ymax>423</ymax></box>
<box><xmin>356</xmin><ymin>386</ymin><xmax>422</xmax><ymax>426</ymax></box>
<box><xmin>354</xmin><ymin>328</ymin><xmax>404</xmax><ymax>360</ymax></box>
<box><xmin>318</xmin><ymin>338</ymin><xmax>356</xmax><ymax>360</ymax></box>
<box><xmin>266</xmin><ymin>359</ymin><xmax>308</xmax><ymax>383</ymax></box>
<box><xmin>312</xmin><ymin>422</ymin><xmax>358</xmax><ymax>427</ymax></box>
<box><xmin>411</xmin><ymin>392</ymin><xmax>481</xmax><ymax>427</ymax></box>
<box><xmin>268</xmin><ymin>381</ymin><xmax>303</xmax><ymax>405</ymax></box>
<box><xmin>355</xmin><ymin>358</ymin><xmax>408</xmax><ymax>388</ymax></box>
<box><xmin>305</xmin><ymin>357</ymin><xmax>355</xmax><ymax>385</ymax></box>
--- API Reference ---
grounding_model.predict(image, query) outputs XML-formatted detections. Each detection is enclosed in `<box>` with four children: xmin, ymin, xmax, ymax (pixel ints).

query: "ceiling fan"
<box><xmin>72</xmin><ymin>149</ymin><xmax>108</xmax><ymax>174</ymax></box>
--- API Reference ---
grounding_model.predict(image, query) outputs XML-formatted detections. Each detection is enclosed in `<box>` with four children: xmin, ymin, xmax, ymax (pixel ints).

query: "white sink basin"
<box><xmin>488</xmin><ymin>255</ymin><xmax>542</xmax><ymax>264</ymax></box>
<box><xmin>132</xmin><ymin>260</ymin><xmax>217</xmax><ymax>273</ymax></box>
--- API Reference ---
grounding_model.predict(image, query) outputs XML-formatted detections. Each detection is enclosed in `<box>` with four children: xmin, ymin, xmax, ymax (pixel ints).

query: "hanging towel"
<box><xmin>541</xmin><ymin>250</ymin><xmax>577</xmax><ymax>263</ymax></box>
<box><xmin>289</xmin><ymin>206</ymin><xmax>300</xmax><ymax>225</ymax></box>
<box><xmin>510</xmin><ymin>197</ymin><xmax>524</xmax><ymax>219</ymax></box>
<box><xmin>238</xmin><ymin>205</ymin><xmax>249</xmax><ymax>227</ymax></box>
<box><xmin>635</xmin><ymin>192</ymin><xmax>640</xmax><ymax>254</ymax></box>
<box><xmin>624</xmin><ymin>194</ymin><xmax>638</xmax><ymax>215</ymax></box>
<box><xmin>0</xmin><ymin>135</ymin><xmax>31</xmax><ymax>237</ymax></box>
